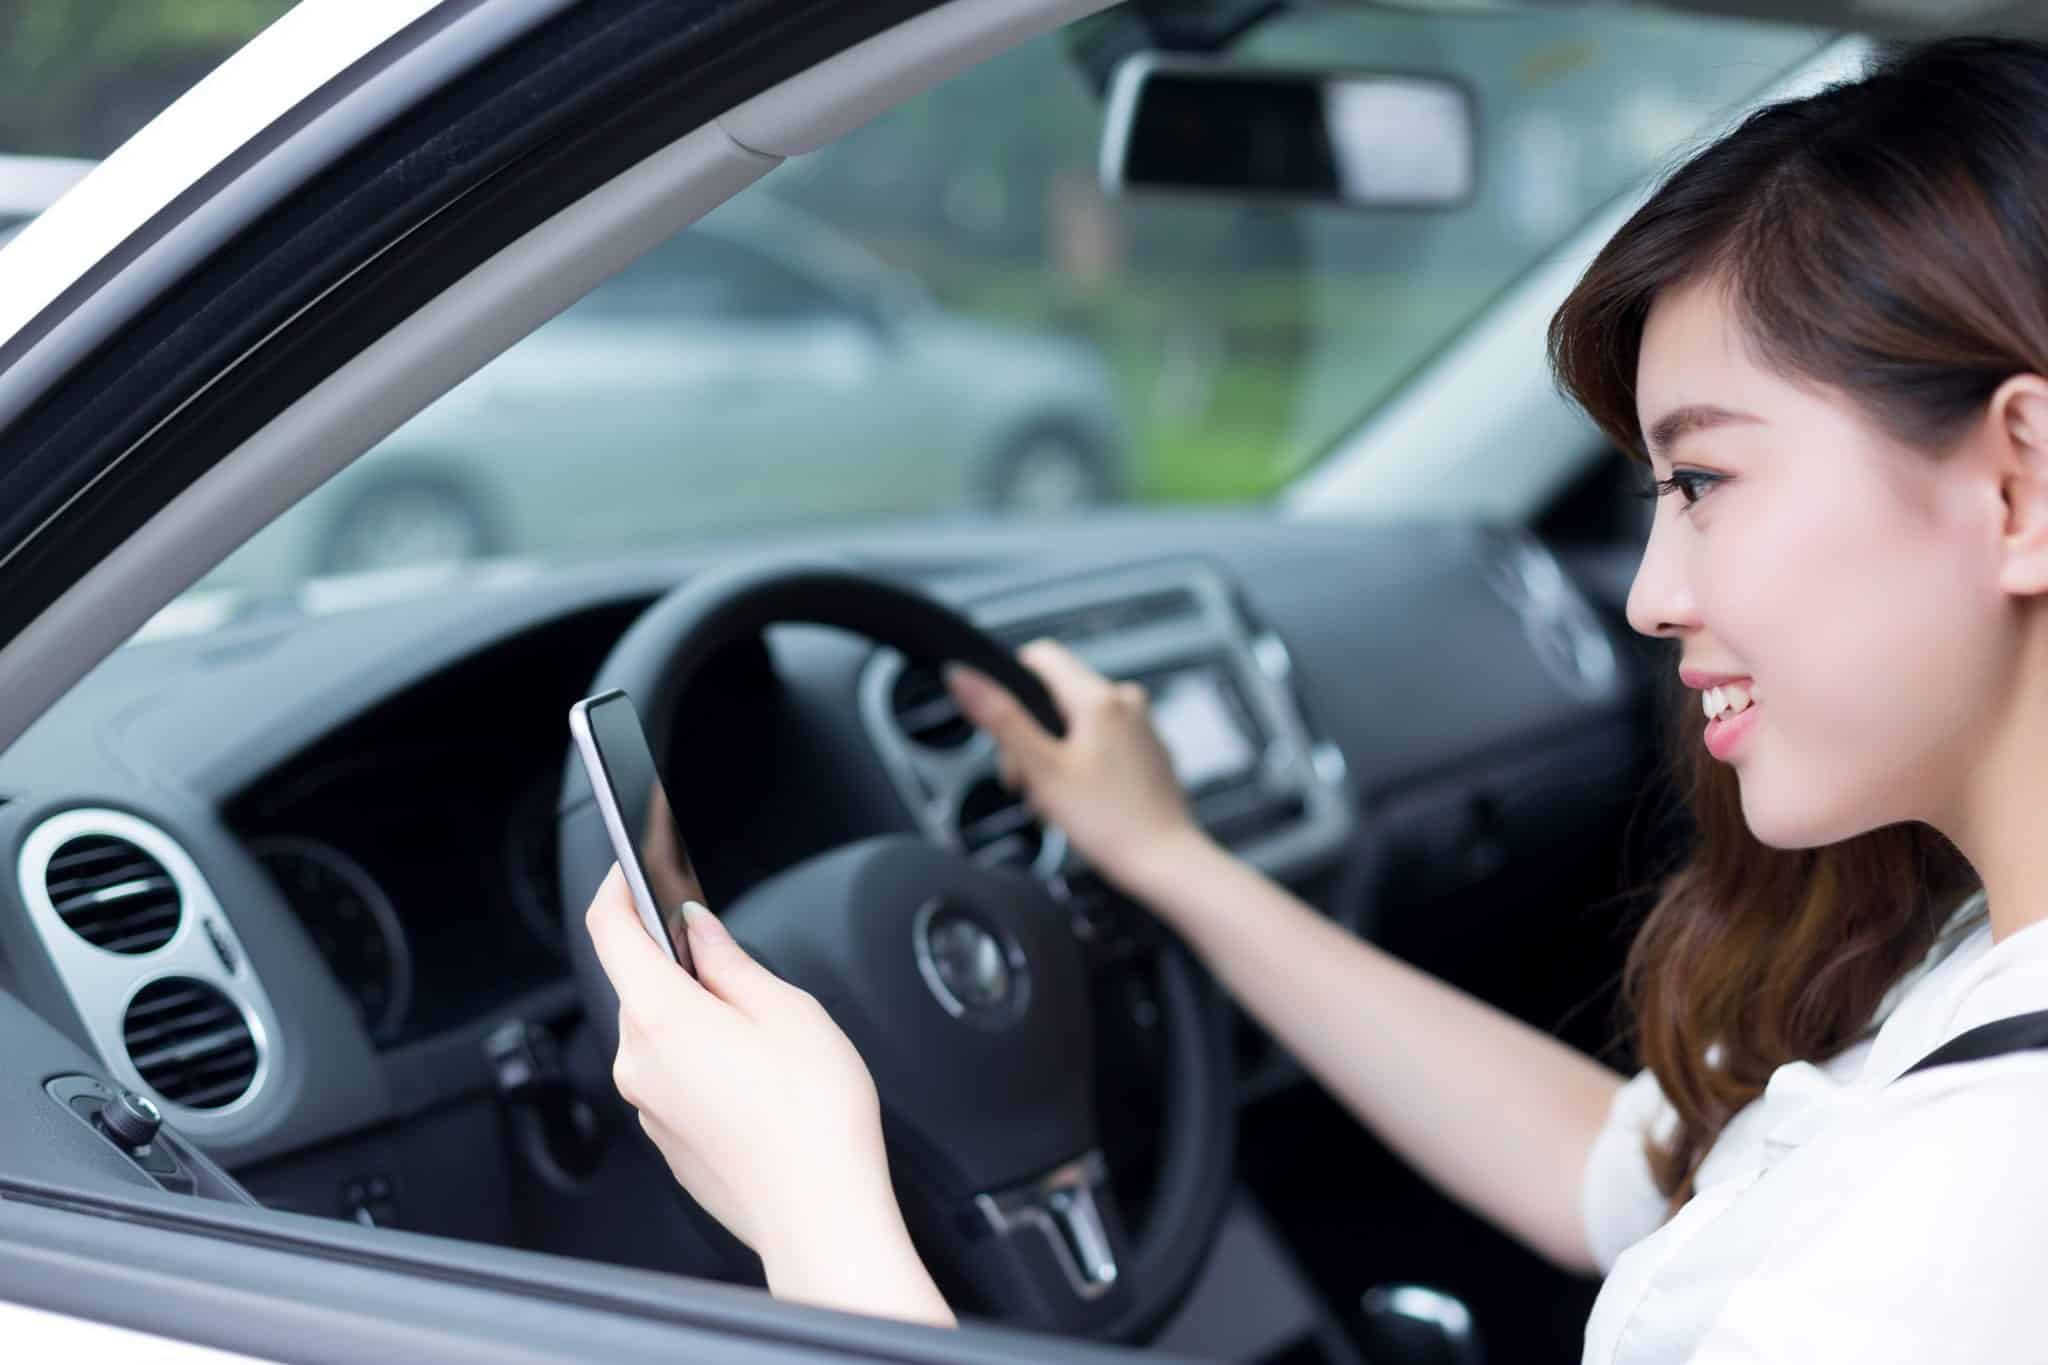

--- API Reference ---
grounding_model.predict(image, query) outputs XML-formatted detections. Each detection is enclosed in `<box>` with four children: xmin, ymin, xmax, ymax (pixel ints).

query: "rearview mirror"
<box><xmin>1100</xmin><ymin>54</ymin><xmax>1476</xmax><ymax>210</ymax></box>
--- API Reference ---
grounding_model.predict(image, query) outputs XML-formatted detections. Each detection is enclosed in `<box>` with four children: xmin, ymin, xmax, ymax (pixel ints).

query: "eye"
<box><xmin>1635</xmin><ymin>468</ymin><xmax>1724</xmax><ymax>508</ymax></box>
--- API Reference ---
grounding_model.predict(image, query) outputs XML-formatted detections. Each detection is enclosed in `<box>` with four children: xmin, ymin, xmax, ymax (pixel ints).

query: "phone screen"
<box><xmin>575</xmin><ymin>690</ymin><xmax>707</xmax><ymax>971</ymax></box>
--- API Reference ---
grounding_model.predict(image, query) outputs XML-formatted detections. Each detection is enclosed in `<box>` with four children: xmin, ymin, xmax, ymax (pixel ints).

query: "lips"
<box><xmin>1703</xmin><ymin>696</ymin><xmax>1759</xmax><ymax>761</ymax></box>
<box><xmin>1679</xmin><ymin>666</ymin><xmax>1752</xmax><ymax>690</ymax></box>
<box><xmin>1680</xmin><ymin>667</ymin><xmax>1759</xmax><ymax>761</ymax></box>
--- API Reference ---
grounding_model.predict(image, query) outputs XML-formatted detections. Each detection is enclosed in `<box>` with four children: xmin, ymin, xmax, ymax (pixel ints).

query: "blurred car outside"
<box><xmin>284</xmin><ymin>192</ymin><xmax>1131</xmax><ymax>584</ymax></box>
<box><xmin>0</xmin><ymin>157</ymin><xmax>1128</xmax><ymax>589</ymax></box>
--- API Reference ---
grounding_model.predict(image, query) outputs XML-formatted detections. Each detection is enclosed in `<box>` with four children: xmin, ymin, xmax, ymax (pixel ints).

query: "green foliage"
<box><xmin>0</xmin><ymin>1</ymin><xmax>295</xmax><ymax>157</ymax></box>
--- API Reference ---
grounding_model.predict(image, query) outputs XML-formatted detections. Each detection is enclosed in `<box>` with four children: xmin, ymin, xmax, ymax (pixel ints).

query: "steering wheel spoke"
<box><xmin>960</xmin><ymin>1148</ymin><xmax>1136</xmax><ymax>1331</ymax></box>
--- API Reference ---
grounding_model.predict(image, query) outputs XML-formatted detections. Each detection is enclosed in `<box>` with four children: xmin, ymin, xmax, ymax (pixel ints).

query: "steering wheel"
<box><xmin>556</xmin><ymin>557</ymin><xmax>1235</xmax><ymax>1342</ymax></box>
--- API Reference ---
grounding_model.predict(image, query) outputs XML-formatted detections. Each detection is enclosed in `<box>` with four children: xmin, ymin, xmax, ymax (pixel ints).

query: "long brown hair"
<box><xmin>1543</xmin><ymin>37</ymin><xmax>2048</xmax><ymax>1209</ymax></box>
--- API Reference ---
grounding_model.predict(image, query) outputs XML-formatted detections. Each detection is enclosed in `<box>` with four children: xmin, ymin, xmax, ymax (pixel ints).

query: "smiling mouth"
<box><xmin>1702</xmin><ymin>693</ymin><xmax>1760</xmax><ymax>760</ymax></box>
<box><xmin>1699</xmin><ymin>679</ymin><xmax>1756</xmax><ymax>724</ymax></box>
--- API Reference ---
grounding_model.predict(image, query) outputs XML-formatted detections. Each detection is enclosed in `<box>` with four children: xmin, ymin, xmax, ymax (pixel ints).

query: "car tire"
<box><xmin>315</xmin><ymin>473</ymin><xmax>492</xmax><ymax>577</ymax></box>
<box><xmin>984</xmin><ymin>426</ymin><xmax>1119</xmax><ymax>513</ymax></box>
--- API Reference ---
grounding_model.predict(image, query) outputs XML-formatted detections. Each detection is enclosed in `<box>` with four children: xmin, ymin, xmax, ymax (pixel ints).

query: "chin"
<box><xmin>1735</xmin><ymin>776</ymin><xmax>1866</xmax><ymax>850</ymax></box>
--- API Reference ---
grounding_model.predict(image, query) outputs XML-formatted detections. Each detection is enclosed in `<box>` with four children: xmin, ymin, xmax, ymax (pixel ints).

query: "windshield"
<box><xmin>123</xmin><ymin>2</ymin><xmax>1821</xmax><ymax>630</ymax></box>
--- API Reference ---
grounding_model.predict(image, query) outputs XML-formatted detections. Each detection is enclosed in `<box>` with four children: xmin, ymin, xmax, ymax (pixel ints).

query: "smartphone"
<box><xmin>568</xmin><ymin>688</ymin><xmax>708</xmax><ymax>973</ymax></box>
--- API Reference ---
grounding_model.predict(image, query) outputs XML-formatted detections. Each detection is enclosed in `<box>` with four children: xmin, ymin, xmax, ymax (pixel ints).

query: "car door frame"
<box><xmin>0</xmin><ymin>1168</ymin><xmax>1178</xmax><ymax>1364</ymax></box>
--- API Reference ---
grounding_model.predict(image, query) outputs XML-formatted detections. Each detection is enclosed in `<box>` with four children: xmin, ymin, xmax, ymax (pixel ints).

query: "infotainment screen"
<box><xmin>1150</xmin><ymin>667</ymin><xmax>1259</xmax><ymax>790</ymax></box>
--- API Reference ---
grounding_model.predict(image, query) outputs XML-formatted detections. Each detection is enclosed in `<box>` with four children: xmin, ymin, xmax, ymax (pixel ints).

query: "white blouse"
<box><xmin>1579</xmin><ymin>891</ymin><xmax>2048</xmax><ymax>1364</ymax></box>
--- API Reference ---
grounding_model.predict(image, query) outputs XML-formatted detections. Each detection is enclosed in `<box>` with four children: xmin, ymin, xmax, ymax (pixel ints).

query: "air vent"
<box><xmin>890</xmin><ymin>664</ymin><xmax>975</xmax><ymax>750</ymax></box>
<box><xmin>123</xmin><ymin>977</ymin><xmax>258</xmax><ymax>1110</ymax></box>
<box><xmin>44</xmin><ymin>834</ymin><xmax>183</xmax><ymax>954</ymax></box>
<box><xmin>992</xmin><ymin>587</ymin><xmax>1200</xmax><ymax>651</ymax></box>
<box><xmin>957</xmin><ymin>777</ymin><xmax>1043</xmax><ymax>868</ymax></box>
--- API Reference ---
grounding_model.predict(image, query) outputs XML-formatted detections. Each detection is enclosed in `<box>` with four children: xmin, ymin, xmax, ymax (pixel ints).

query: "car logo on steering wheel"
<box><xmin>913</xmin><ymin>899</ymin><xmax>1030</xmax><ymax>1029</ymax></box>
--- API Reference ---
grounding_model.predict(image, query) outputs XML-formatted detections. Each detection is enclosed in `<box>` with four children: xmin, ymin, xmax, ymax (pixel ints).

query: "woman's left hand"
<box><xmin>583</xmin><ymin>865</ymin><xmax>953</xmax><ymax>1325</ymax></box>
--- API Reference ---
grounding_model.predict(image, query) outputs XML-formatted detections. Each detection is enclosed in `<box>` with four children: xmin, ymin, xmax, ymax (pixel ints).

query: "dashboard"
<box><xmin>859</xmin><ymin>559</ymin><xmax>1355</xmax><ymax>888</ymax></box>
<box><xmin>235</xmin><ymin>740</ymin><xmax>568</xmax><ymax>1048</ymax></box>
<box><xmin>0</xmin><ymin>510</ymin><xmax>1648</xmax><ymax>1190</ymax></box>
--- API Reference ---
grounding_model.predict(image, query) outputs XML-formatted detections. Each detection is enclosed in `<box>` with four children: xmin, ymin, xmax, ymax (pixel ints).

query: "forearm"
<box><xmin>1118</xmin><ymin>829</ymin><xmax>1622</xmax><ymax>1275</ymax></box>
<box><xmin>762</xmin><ymin>1198</ymin><xmax>956</xmax><ymax>1328</ymax></box>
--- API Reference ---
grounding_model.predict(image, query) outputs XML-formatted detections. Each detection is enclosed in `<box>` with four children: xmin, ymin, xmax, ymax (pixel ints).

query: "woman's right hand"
<box><xmin>944</xmin><ymin>639</ymin><xmax>1205</xmax><ymax>893</ymax></box>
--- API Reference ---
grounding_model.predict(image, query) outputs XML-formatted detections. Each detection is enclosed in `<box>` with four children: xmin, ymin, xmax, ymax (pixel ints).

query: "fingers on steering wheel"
<box><xmin>1017</xmin><ymin>638</ymin><xmax>1111</xmax><ymax>711</ymax></box>
<box><xmin>949</xmin><ymin>662</ymin><xmax>1059</xmax><ymax>769</ymax></box>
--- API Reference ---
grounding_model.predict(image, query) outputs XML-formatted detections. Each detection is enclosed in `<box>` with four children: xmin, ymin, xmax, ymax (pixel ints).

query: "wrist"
<box><xmin>761</xmin><ymin>1194</ymin><xmax>954</xmax><ymax>1328</ymax></box>
<box><xmin>1104</xmin><ymin>821</ymin><xmax>1222</xmax><ymax>908</ymax></box>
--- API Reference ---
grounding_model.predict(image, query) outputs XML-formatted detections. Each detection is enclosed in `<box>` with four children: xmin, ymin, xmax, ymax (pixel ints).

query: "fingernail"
<box><xmin>680</xmin><ymin>900</ymin><xmax>729</xmax><ymax>942</ymax></box>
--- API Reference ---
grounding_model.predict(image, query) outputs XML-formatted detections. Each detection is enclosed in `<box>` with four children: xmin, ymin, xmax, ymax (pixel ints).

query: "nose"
<box><xmin>1625</xmin><ymin>503</ymin><xmax>1699</xmax><ymax>639</ymax></box>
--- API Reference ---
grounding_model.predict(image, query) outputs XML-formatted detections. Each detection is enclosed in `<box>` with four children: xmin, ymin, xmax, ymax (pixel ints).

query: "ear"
<box><xmin>1990</xmin><ymin>374</ymin><xmax>2048</xmax><ymax>597</ymax></box>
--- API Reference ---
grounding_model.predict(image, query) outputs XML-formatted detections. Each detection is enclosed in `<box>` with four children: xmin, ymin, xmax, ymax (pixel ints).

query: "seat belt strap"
<box><xmin>1896</xmin><ymin>1008</ymin><xmax>2048</xmax><ymax>1080</ymax></box>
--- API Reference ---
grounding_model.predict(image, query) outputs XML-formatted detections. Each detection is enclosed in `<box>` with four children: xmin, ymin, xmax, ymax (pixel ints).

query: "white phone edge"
<box><xmin>567</xmin><ymin>695</ymin><xmax>688</xmax><ymax>970</ymax></box>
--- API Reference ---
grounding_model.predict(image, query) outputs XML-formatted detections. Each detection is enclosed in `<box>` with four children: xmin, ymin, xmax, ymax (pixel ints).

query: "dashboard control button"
<box><xmin>99</xmin><ymin>1088</ymin><xmax>162</xmax><ymax>1150</ymax></box>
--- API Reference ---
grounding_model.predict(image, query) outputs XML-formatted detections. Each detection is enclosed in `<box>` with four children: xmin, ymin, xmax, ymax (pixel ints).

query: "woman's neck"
<box><xmin>1938</xmin><ymin>653</ymin><xmax>2048</xmax><ymax>945</ymax></box>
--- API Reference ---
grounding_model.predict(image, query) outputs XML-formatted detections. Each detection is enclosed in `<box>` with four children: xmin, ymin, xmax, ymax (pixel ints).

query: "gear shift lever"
<box><xmin>1357</xmin><ymin>1284</ymin><xmax>1485</xmax><ymax>1365</ymax></box>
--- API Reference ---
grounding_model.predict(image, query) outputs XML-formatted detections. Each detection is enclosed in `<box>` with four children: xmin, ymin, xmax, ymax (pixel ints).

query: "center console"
<box><xmin>859</xmin><ymin>558</ymin><xmax>1353</xmax><ymax>888</ymax></box>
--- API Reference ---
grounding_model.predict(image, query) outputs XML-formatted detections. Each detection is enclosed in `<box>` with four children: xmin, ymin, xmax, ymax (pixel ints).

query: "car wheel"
<box><xmin>316</xmin><ymin>475</ymin><xmax>490</xmax><ymax>577</ymax></box>
<box><xmin>987</xmin><ymin>428</ymin><xmax>1117</xmax><ymax>513</ymax></box>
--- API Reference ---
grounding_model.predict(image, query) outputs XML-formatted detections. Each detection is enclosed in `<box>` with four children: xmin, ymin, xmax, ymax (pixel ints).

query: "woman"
<box><xmin>584</xmin><ymin>34</ymin><xmax>2048</xmax><ymax>1360</ymax></box>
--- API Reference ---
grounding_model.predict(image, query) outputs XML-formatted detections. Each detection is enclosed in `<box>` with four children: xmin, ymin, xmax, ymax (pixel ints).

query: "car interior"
<box><xmin>0</xmin><ymin>1</ymin><xmax>1997</xmax><ymax>1362</ymax></box>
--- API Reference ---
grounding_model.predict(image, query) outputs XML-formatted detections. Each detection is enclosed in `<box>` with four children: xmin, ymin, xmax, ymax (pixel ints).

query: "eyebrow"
<box><xmin>1643</xmin><ymin>404</ymin><xmax>1763</xmax><ymax>460</ymax></box>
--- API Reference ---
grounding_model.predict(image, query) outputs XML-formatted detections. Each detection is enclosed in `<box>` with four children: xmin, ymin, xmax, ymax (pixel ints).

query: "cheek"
<box><xmin>1707</xmin><ymin>469</ymin><xmax>2003</xmax><ymax>841</ymax></box>
<box><xmin>1693</xmin><ymin>483</ymin><xmax>1894</xmax><ymax>693</ymax></box>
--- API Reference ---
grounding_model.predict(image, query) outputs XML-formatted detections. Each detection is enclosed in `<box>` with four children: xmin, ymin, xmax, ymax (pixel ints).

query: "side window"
<box><xmin>717</xmin><ymin>244</ymin><xmax>844</xmax><ymax>322</ymax></box>
<box><xmin>186</xmin><ymin>3</ymin><xmax>1822</xmax><ymax>600</ymax></box>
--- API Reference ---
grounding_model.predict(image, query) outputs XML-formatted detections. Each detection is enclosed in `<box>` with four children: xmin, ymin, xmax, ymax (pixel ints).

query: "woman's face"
<box><xmin>1626</xmin><ymin>277</ymin><xmax>2016</xmax><ymax>847</ymax></box>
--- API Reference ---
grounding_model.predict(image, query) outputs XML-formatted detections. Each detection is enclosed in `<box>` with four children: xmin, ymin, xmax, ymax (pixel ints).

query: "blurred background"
<box><xmin>0</xmin><ymin>2</ymin><xmax>1821</xmax><ymax>593</ymax></box>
